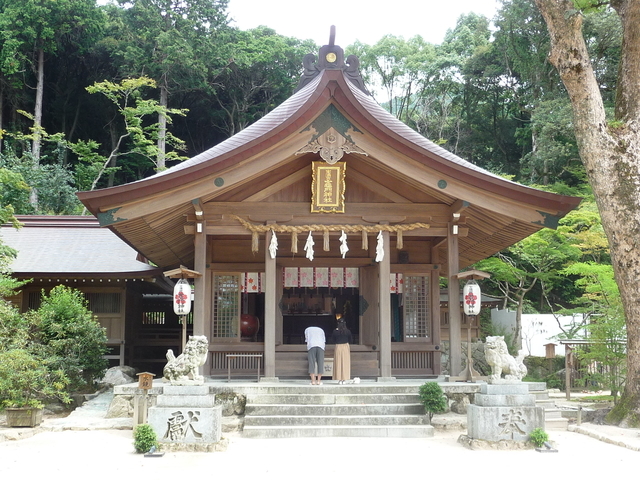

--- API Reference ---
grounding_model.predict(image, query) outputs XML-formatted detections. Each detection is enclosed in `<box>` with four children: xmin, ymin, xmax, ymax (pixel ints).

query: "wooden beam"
<box><xmin>390</xmin><ymin>264</ymin><xmax>440</xmax><ymax>273</ymax></box>
<box><xmin>277</xmin><ymin>258</ymin><xmax>373</xmax><ymax>268</ymax></box>
<box><xmin>450</xmin><ymin>199</ymin><xmax>470</xmax><ymax>215</ymax></box>
<box><xmin>347</xmin><ymin>169</ymin><xmax>412</xmax><ymax>203</ymax></box>
<box><xmin>98</xmin><ymin>137</ymin><xmax>310</xmax><ymax>221</ymax></box>
<box><xmin>350</xmin><ymin>132</ymin><xmax>566</xmax><ymax>224</ymax></box>
<box><xmin>201</xmin><ymin>202</ymin><xmax>449</xmax><ymax>217</ymax></box>
<box><xmin>243</xmin><ymin>167</ymin><xmax>309</xmax><ymax>202</ymax></box>
<box><xmin>184</xmin><ymin>224</ymin><xmax>467</xmax><ymax>237</ymax></box>
<box><xmin>210</xmin><ymin>263</ymin><xmax>265</xmax><ymax>272</ymax></box>
<box><xmin>192</xmin><ymin>198</ymin><xmax>205</xmax><ymax>220</ymax></box>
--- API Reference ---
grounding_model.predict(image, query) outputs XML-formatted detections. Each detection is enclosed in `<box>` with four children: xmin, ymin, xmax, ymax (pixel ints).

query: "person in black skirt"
<box><xmin>331</xmin><ymin>318</ymin><xmax>352</xmax><ymax>385</ymax></box>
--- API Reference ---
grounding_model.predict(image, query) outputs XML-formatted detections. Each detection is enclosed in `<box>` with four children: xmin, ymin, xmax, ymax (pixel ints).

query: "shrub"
<box><xmin>34</xmin><ymin>285</ymin><xmax>108</xmax><ymax>390</ymax></box>
<box><xmin>418</xmin><ymin>382</ymin><xmax>447</xmax><ymax>420</ymax></box>
<box><xmin>134</xmin><ymin>424</ymin><xmax>158</xmax><ymax>453</ymax></box>
<box><xmin>529</xmin><ymin>427</ymin><xmax>549</xmax><ymax>447</ymax></box>
<box><xmin>0</xmin><ymin>349</ymin><xmax>71</xmax><ymax>409</ymax></box>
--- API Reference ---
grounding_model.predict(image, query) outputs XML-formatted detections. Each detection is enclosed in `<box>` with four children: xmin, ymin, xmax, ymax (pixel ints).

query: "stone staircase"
<box><xmin>528</xmin><ymin>382</ymin><xmax>569</xmax><ymax>430</ymax></box>
<box><xmin>242</xmin><ymin>384</ymin><xmax>434</xmax><ymax>438</ymax></box>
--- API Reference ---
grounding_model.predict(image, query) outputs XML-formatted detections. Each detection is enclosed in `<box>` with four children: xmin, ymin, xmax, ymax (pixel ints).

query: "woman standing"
<box><xmin>331</xmin><ymin>319</ymin><xmax>352</xmax><ymax>385</ymax></box>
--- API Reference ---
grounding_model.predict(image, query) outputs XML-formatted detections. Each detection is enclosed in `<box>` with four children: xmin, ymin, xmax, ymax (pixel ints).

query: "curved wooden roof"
<box><xmin>78</xmin><ymin>44</ymin><xmax>581</xmax><ymax>271</ymax></box>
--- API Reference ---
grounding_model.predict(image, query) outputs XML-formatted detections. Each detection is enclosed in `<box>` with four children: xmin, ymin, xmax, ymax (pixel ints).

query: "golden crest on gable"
<box><xmin>296</xmin><ymin>127</ymin><xmax>368</xmax><ymax>165</ymax></box>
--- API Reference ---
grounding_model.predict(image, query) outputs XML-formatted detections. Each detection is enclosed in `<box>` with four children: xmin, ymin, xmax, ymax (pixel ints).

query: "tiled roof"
<box><xmin>1</xmin><ymin>216</ymin><xmax>161</xmax><ymax>277</ymax></box>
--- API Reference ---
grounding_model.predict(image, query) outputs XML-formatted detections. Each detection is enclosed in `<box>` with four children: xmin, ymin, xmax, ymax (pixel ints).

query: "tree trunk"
<box><xmin>107</xmin><ymin>122</ymin><xmax>118</xmax><ymax>188</ymax></box>
<box><xmin>28</xmin><ymin>48</ymin><xmax>45</xmax><ymax>211</ymax></box>
<box><xmin>157</xmin><ymin>83</ymin><xmax>168</xmax><ymax>171</ymax></box>
<box><xmin>32</xmin><ymin>48</ymin><xmax>44</xmax><ymax>161</ymax></box>
<box><xmin>534</xmin><ymin>0</ymin><xmax>640</xmax><ymax>426</ymax></box>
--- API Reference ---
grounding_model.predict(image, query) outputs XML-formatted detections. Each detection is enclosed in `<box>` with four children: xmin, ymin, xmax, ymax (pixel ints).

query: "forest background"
<box><xmin>0</xmin><ymin>1</ymin><xmax>625</xmax><ymax>399</ymax></box>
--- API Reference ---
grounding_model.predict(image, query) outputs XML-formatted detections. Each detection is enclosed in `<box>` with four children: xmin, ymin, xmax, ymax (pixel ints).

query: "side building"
<box><xmin>1</xmin><ymin>215</ymin><xmax>179</xmax><ymax>372</ymax></box>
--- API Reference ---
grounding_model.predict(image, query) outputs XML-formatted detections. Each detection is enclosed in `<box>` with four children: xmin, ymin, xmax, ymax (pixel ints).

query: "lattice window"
<box><xmin>84</xmin><ymin>292</ymin><xmax>121</xmax><ymax>314</ymax></box>
<box><xmin>28</xmin><ymin>291</ymin><xmax>42</xmax><ymax>310</ymax></box>
<box><xmin>212</xmin><ymin>274</ymin><xmax>240</xmax><ymax>339</ymax></box>
<box><xmin>403</xmin><ymin>275</ymin><xmax>430</xmax><ymax>340</ymax></box>
<box><xmin>27</xmin><ymin>291</ymin><xmax>121</xmax><ymax>314</ymax></box>
<box><xmin>142</xmin><ymin>311</ymin><xmax>166</xmax><ymax>325</ymax></box>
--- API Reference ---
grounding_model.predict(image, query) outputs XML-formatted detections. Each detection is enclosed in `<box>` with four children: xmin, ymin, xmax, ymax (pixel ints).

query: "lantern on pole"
<box><xmin>463</xmin><ymin>279</ymin><xmax>481</xmax><ymax>316</ymax></box>
<box><xmin>173</xmin><ymin>278</ymin><xmax>192</xmax><ymax>316</ymax></box>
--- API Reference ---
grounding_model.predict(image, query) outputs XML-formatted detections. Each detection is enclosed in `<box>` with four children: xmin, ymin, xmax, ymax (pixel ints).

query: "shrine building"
<box><xmin>77</xmin><ymin>35</ymin><xmax>581</xmax><ymax>380</ymax></box>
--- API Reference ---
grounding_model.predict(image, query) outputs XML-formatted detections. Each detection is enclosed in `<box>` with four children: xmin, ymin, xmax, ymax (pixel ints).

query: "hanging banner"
<box><xmin>315</xmin><ymin>267</ymin><xmax>329</xmax><ymax>287</ymax></box>
<box><xmin>173</xmin><ymin>279</ymin><xmax>191</xmax><ymax>316</ymax></box>
<box><xmin>389</xmin><ymin>273</ymin><xmax>404</xmax><ymax>294</ymax></box>
<box><xmin>345</xmin><ymin>268</ymin><xmax>359</xmax><ymax>288</ymax></box>
<box><xmin>284</xmin><ymin>267</ymin><xmax>299</xmax><ymax>288</ymax></box>
<box><xmin>330</xmin><ymin>268</ymin><xmax>344</xmax><ymax>287</ymax></box>
<box><xmin>299</xmin><ymin>267</ymin><xmax>314</xmax><ymax>287</ymax></box>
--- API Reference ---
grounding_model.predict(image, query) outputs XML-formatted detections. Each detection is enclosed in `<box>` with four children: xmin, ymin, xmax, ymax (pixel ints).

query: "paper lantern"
<box><xmin>463</xmin><ymin>280</ymin><xmax>481</xmax><ymax>316</ymax></box>
<box><xmin>173</xmin><ymin>278</ymin><xmax>191</xmax><ymax>316</ymax></box>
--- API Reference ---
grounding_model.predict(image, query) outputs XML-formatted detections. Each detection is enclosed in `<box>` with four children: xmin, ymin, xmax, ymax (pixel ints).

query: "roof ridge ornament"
<box><xmin>295</xmin><ymin>127</ymin><xmax>368</xmax><ymax>164</ymax></box>
<box><xmin>294</xmin><ymin>25</ymin><xmax>370</xmax><ymax>95</ymax></box>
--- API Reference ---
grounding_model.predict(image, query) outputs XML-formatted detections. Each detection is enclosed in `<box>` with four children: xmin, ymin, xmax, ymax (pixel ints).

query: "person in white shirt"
<box><xmin>305</xmin><ymin>326</ymin><xmax>326</xmax><ymax>385</ymax></box>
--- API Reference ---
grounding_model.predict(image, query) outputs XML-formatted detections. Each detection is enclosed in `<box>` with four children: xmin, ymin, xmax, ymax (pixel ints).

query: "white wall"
<box><xmin>490</xmin><ymin>309</ymin><xmax>584</xmax><ymax>357</ymax></box>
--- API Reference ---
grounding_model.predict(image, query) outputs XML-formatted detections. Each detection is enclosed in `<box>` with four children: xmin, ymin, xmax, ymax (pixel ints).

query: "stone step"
<box><xmin>245</xmin><ymin>403</ymin><xmax>425</xmax><ymax>416</ymax></box>
<box><xmin>241</xmin><ymin>385</ymin><xmax>423</xmax><ymax>395</ymax></box>
<box><xmin>242</xmin><ymin>424</ymin><xmax>435</xmax><ymax>438</ymax></box>
<box><xmin>546</xmin><ymin>417</ymin><xmax>569</xmax><ymax>430</ymax></box>
<box><xmin>244</xmin><ymin>414</ymin><xmax>430</xmax><ymax>427</ymax></box>
<box><xmin>246</xmin><ymin>393</ymin><xmax>419</xmax><ymax>405</ymax></box>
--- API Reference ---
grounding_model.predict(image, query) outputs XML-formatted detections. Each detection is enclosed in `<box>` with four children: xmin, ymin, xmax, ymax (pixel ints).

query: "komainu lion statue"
<box><xmin>485</xmin><ymin>335</ymin><xmax>527</xmax><ymax>384</ymax></box>
<box><xmin>163</xmin><ymin>335</ymin><xmax>209</xmax><ymax>385</ymax></box>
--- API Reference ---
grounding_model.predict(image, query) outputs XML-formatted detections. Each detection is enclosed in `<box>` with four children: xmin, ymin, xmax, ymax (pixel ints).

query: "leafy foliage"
<box><xmin>529</xmin><ymin>427</ymin><xmax>549</xmax><ymax>447</ymax></box>
<box><xmin>133</xmin><ymin>423</ymin><xmax>158</xmax><ymax>453</ymax></box>
<box><xmin>0</xmin><ymin>348</ymin><xmax>71</xmax><ymax>409</ymax></box>
<box><xmin>32</xmin><ymin>285</ymin><xmax>109</xmax><ymax>391</ymax></box>
<box><xmin>418</xmin><ymin>382</ymin><xmax>448</xmax><ymax>420</ymax></box>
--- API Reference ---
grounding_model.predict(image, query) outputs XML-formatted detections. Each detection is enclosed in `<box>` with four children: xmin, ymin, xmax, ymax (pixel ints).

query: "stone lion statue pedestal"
<box><xmin>147</xmin><ymin>335</ymin><xmax>224</xmax><ymax>452</ymax></box>
<box><xmin>462</xmin><ymin>336</ymin><xmax>544</xmax><ymax>449</ymax></box>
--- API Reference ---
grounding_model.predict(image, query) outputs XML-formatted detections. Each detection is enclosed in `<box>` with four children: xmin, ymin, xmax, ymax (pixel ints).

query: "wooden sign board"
<box><xmin>311</xmin><ymin>161</ymin><xmax>346</xmax><ymax>213</ymax></box>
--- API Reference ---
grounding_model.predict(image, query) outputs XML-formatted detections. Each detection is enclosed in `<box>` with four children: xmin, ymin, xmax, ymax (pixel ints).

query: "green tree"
<box><xmin>533</xmin><ymin>0</ymin><xmax>640</xmax><ymax>425</ymax></box>
<box><xmin>74</xmin><ymin>76</ymin><xmax>187</xmax><ymax>193</ymax></box>
<box><xmin>109</xmin><ymin>0</ymin><xmax>229</xmax><ymax>168</ymax></box>
<box><xmin>565</xmin><ymin>262</ymin><xmax>626</xmax><ymax>401</ymax></box>
<box><xmin>211</xmin><ymin>27</ymin><xmax>316</xmax><ymax>137</ymax></box>
<box><xmin>33</xmin><ymin>285</ymin><xmax>108</xmax><ymax>391</ymax></box>
<box><xmin>0</xmin><ymin>0</ymin><xmax>103</xmax><ymax>165</ymax></box>
<box><xmin>475</xmin><ymin>228</ymin><xmax>581</xmax><ymax>346</ymax></box>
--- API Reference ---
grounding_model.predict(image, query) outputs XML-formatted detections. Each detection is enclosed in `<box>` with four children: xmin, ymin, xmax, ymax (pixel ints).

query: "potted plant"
<box><xmin>0</xmin><ymin>349</ymin><xmax>70</xmax><ymax>427</ymax></box>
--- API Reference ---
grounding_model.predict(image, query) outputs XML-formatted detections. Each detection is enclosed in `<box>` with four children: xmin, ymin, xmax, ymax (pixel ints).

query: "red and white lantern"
<box><xmin>463</xmin><ymin>280</ymin><xmax>481</xmax><ymax>316</ymax></box>
<box><xmin>173</xmin><ymin>278</ymin><xmax>192</xmax><ymax>316</ymax></box>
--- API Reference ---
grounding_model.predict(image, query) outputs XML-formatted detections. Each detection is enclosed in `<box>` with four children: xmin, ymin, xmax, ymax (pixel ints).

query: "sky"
<box><xmin>226</xmin><ymin>0</ymin><xmax>501</xmax><ymax>47</ymax></box>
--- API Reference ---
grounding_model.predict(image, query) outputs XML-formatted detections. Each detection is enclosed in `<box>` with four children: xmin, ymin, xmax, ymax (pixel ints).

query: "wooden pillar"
<box><xmin>447</xmin><ymin>222</ymin><xmax>462</xmax><ymax>376</ymax></box>
<box><xmin>193</xmin><ymin>220</ymin><xmax>208</xmax><ymax>339</ymax></box>
<box><xmin>431</xmin><ymin>268</ymin><xmax>442</xmax><ymax>374</ymax></box>
<box><xmin>431</xmin><ymin>244</ymin><xmax>443</xmax><ymax>375</ymax></box>
<box><xmin>263</xmin><ymin>228</ymin><xmax>278</xmax><ymax>380</ymax></box>
<box><xmin>193</xmin><ymin>221</ymin><xmax>209</xmax><ymax>376</ymax></box>
<box><xmin>378</xmin><ymin>229</ymin><xmax>393</xmax><ymax>380</ymax></box>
